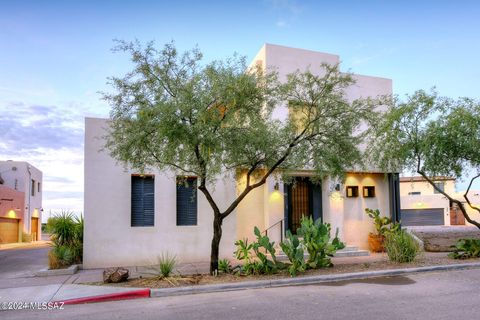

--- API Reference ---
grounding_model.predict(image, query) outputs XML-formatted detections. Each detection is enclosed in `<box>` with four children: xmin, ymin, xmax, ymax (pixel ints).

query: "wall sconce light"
<box><xmin>334</xmin><ymin>184</ymin><xmax>340</xmax><ymax>191</ymax></box>
<box><xmin>274</xmin><ymin>182</ymin><xmax>279</xmax><ymax>191</ymax></box>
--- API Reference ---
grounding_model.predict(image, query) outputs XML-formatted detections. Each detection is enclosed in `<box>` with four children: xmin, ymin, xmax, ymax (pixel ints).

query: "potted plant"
<box><xmin>365</xmin><ymin>208</ymin><xmax>398</xmax><ymax>252</ymax></box>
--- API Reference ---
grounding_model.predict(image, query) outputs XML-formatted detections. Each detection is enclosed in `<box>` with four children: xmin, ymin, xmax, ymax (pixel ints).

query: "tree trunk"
<box><xmin>210</xmin><ymin>214</ymin><xmax>223</xmax><ymax>274</ymax></box>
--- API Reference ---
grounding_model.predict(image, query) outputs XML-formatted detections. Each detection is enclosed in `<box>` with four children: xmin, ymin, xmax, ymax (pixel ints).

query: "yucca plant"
<box><xmin>158</xmin><ymin>252</ymin><xmax>176</xmax><ymax>277</ymax></box>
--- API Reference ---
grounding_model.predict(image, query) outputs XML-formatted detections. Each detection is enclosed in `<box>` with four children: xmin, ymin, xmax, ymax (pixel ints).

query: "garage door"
<box><xmin>401</xmin><ymin>208</ymin><xmax>445</xmax><ymax>226</ymax></box>
<box><xmin>0</xmin><ymin>217</ymin><xmax>19</xmax><ymax>243</ymax></box>
<box><xmin>31</xmin><ymin>217</ymin><xmax>39</xmax><ymax>241</ymax></box>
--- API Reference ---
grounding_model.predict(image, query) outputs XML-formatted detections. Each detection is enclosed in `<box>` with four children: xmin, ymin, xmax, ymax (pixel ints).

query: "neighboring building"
<box><xmin>0</xmin><ymin>161</ymin><xmax>43</xmax><ymax>243</ymax></box>
<box><xmin>453</xmin><ymin>190</ymin><xmax>480</xmax><ymax>227</ymax></box>
<box><xmin>84</xmin><ymin>44</ymin><xmax>399</xmax><ymax>268</ymax></box>
<box><xmin>399</xmin><ymin>176</ymin><xmax>455</xmax><ymax>226</ymax></box>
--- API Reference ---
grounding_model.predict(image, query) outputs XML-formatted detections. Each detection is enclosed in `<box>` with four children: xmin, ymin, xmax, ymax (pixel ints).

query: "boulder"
<box><xmin>103</xmin><ymin>267</ymin><xmax>129</xmax><ymax>283</ymax></box>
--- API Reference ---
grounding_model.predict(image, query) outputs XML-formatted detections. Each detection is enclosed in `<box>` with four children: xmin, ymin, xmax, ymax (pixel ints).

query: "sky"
<box><xmin>1</xmin><ymin>0</ymin><xmax>479</xmax><ymax>221</ymax></box>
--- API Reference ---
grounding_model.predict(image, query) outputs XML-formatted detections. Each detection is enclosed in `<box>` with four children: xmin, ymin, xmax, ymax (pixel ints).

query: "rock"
<box><xmin>410</xmin><ymin>226</ymin><xmax>480</xmax><ymax>252</ymax></box>
<box><xmin>103</xmin><ymin>267</ymin><xmax>129</xmax><ymax>283</ymax></box>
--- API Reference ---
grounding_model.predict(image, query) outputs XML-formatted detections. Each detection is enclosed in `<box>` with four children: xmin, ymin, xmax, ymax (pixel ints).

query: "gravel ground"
<box><xmin>86</xmin><ymin>252</ymin><xmax>478</xmax><ymax>289</ymax></box>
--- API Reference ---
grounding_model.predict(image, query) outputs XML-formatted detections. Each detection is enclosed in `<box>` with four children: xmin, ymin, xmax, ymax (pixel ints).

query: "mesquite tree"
<box><xmin>369</xmin><ymin>90</ymin><xmax>480</xmax><ymax>228</ymax></box>
<box><xmin>103</xmin><ymin>41</ymin><xmax>382</xmax><ymax>272</ymax></box>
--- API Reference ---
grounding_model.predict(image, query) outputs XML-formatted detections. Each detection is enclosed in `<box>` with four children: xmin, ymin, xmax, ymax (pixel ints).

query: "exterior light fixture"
<box><xmin>274</xmin><ymin>182</ymin><xmax>279</xmax><ymax>191</ymax></box>
<box><xmin>335</xmin><ymin>184</ymin><xmax>340</xmax><ymax>191</ymax></box>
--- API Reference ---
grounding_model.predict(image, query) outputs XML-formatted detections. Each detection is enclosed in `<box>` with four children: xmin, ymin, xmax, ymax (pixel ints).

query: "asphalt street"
<box><xmin>3</xmin><ymin>267</ymin><xmax>480</xmax><ymax>320</ymax></box>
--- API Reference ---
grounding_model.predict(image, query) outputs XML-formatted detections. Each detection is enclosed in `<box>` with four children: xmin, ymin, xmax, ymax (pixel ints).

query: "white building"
<box><xmin>84</xmin><ymin>44</ymin><xmax>399</xmax><ymax>268</ymax></box>
<box><xmin>0</xmin><ymin>160</ymin><xmax>43</xmax><ymax>242</ymax></box>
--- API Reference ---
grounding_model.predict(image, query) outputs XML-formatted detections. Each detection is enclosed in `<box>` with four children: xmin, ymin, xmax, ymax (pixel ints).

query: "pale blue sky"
<box><xmin>1</xmin><ymin>0</ymin><xmax>479</xmax><ymax>216</ymax></box>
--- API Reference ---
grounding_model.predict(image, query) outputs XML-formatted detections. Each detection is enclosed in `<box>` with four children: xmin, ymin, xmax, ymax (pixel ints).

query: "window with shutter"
<box><xmin>131</xmin><ymin>175</ymin><xmax>155</xmax><ymax>227</ymax></box>
<box><xmin>176</xmin><ymin>177</ymin><xmax>198</xmax><ymax>226</ymax></box>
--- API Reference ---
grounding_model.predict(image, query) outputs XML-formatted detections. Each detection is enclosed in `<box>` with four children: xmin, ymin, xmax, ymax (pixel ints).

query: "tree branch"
<box><xmin>464</xmin><ymin>173</ymin><xmax>480</xmax><ymax>214</ymax></box>
<box><xmin>417</xmin><ymin>170</ymin><xmax>480</xmax><ymax>228</ymax></box>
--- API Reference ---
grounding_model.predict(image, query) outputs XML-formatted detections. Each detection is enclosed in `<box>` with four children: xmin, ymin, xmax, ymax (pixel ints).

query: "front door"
<box><xmin>285</xmin><ymin>177</ymin><xmax>322</xmax><ymax>234</ymax></box>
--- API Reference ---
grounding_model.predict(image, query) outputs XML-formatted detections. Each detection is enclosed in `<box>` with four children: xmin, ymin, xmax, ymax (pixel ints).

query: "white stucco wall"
<box><xmin>84</xmin><ymin>118</ymin><xmax>237</xmax><ymax>268</ymax></box>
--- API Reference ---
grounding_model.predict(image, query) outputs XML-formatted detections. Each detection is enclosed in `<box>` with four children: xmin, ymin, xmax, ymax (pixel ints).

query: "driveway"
<box><xmin>0</xmin><ymin>246</ymin><xmax>49</xmax><ymax>279</ymax></box>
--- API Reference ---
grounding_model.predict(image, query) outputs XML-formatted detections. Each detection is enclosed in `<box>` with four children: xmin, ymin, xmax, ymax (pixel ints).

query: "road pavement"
<box><xmin>3</xmin><ymin>268</ymin><xmax>480</xmax><ymax>320</ymax></box>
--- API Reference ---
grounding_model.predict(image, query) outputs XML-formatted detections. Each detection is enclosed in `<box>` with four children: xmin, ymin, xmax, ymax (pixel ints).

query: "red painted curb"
<box><xmin>57</xmin><ymin>288</ymin><xmax>151</xmax><ymax>305</ymax></box>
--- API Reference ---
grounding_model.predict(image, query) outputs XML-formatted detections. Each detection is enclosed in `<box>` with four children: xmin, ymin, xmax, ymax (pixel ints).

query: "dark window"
<box><xmin>38</xmin><ymin>182</ymin><xmax>41</xmax><ymax>193</ymax></box>
<box><xmin>176</xmin><ymin>177</ymin><xmax>198</xmax><ymax>226</ymax></box>
<box><xmin>363</xmin><ymin>186</ymin><xmax>375</xmax><ymax>198</ymax></box>
<box><xmin>31</xmin><ymin>179</ymin><xmax>35</xmax><ymax>196</ymax></box>
<box><xmin>433</xmin><ymin>182</ymin><xmax>444</xmax><ymax>194</ymax></box>
<box><xmin>346</xmin><ymin>186</ymin><xmax>359</xmax><ymax>198</ymax></box>
<box><xmin>408</xmin><ymin>191</ymin><xmax>421</xmax><ymax>195</ymax></box>
<box><xmin>131</xmin><ymin>175</ymin><xmax>155</xmax><ymax>227</ymax></box>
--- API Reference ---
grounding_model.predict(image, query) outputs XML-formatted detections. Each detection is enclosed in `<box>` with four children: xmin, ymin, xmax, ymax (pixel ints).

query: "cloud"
<box><xmin>264</xmin><ymin>0</ymin><xmax>304</xmax><ymax>28</ymax></box>
<box><xmin>0</xmin><ymin>102</ymin><xmax>84</xmax><ymax>156</ymax></box>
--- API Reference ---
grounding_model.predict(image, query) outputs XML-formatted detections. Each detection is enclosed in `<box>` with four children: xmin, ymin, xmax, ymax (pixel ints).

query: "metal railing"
<box><xmin>262</xmin><ymin>219</ymin><xmax>284</xmax><ymax>243</ymax></box>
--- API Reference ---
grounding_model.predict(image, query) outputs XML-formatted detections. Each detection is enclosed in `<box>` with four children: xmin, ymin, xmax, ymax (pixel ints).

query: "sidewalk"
<box><xmin>0</xmin><ymin>240</ymin><xmax>51</xmax><ymax>251</ymax></box>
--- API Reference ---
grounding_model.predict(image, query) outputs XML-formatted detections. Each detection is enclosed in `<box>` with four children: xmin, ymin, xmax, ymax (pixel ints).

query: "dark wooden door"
<box><xmin>288</xmin><ymin>179</ymin><xmax>312</xmax><ymax>233</ymax></box>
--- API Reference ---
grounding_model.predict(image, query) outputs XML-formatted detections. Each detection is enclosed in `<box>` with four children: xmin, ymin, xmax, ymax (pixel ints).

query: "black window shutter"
<box><xmin>131</xmin><ymin>176</ymin><xmax>155</xmax><ymax>227</ymax></box>
<box><xmin>177</xmin><ymin>177</ymin><xmax>198</xmax><ymax>226</ymax></box>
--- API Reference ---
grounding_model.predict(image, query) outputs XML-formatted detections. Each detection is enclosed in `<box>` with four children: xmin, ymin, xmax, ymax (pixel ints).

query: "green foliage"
<box><xmin>234</xmin><ymin>230</ymin><xmax>282</xmax><ymax>275</ymax></box>
<box><xmin>368</xmin><ymin>90</ymin><xmax>480</xmax><ymax>228</ymax></box>
<box><xmin>104</xmin><ymin>40</ymin><xmax>385</xmax><ymax>272</ymax></box>
<box><xmin>384</xmin><ymin>230</ymin><xmax>420</xmax><ymax>263</ymax></box>
<box><xmin>279</xmin><ymin>230</ymin><xmax>306</xmax><ymax>277</ymax></box>
<box><xmin>218</xmin><ymin>259</ymin><xmax>232</xmax><ymax>273</ymax></box>
<box><xmin>158</xmin><ymin>252</ymin><xmax>176</xmax><ymax>277</ymax></box>
<box><xmin>252</xmin><ymin>226</ymin><xmax>280</xmax><ymax>274</ymax></box>
<box><xmin>365</xmin><ymin>208</ymin><xmax>399</xmax><ymax>237</ymax></box>
<box><xmin>47</xmin><ymin>210</ymin><xmax>83</xmax><ymax>267</ymax></box>
<box><xmin>449</xmin><ymin>238</ymin><xmax>480</xmax><ymax>259</ymax></box>
<box><xmin>297</xmin><ymin>216</ymin><xmax>345</xmax><ymax>269</ymax></box>
<box><xmin>49</xmin><ymin>245</ymin><xmax>73</xmax><ymax>269</ymax></box>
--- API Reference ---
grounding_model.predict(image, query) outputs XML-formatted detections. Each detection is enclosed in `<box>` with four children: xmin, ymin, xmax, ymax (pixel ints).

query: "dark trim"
<box><xmin>388</xmin><ymin>173</ymin><xmax>401</xmax><ymax>223</ymax></box>
<box><xmin>311</xmin><ymin>182</ymin><xmax>322</xmax><ymax>222</ymax></box>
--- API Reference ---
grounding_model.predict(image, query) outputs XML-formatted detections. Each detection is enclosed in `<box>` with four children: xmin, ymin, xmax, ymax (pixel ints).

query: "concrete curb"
<box><xmin>55</xmin><ymin>288</ymin><xmax>151</xmax><ymax>305</ymax></box>
<box><xmin>150</xmin><ymin>262</ymin><xmax>480</xmax><ymax>297</ymax></box>
<box><xmin>35</xmin><ymin>264</ymin><xmax>79</xmax><ymax>277</ymax></box>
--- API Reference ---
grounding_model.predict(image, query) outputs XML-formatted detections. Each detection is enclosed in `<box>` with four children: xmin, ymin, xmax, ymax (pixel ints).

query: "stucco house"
<box><xmin>0</xmin><ymin>160</ymin><xmax>43</xmax><ymax>243</ymax></box>
<box><xmin>400</xmin><ymin>176</ymin><xmax>458</xmax><ymax>226</ymax></box>
<box><xmin>84</xmin><ymin>44</ymin><xmax>400</xmax><ymax>268</ymax></box>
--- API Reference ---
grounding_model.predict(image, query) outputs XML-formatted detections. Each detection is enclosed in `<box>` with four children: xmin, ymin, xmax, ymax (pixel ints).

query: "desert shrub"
<box><xmin>279</xmin><ymin>230</ymin><xmax>306</xmax><ymax>276</ymax></box>
<box><xmin>297</xmin><ymin>216</ymin><xmax>345</xmax><ymax>269</ymax></box>
<box><xmin>218</xmin><ymin>259</ymin><xmax>232</xmax><ymax>273</ymax></box>
<box><xmin>449</xmin><ymin>238</ymin><xmax>480</xmax><ymax>259</ymax></box>
<box><xmin>47</xmin><ymin>210</ymin><xmax>84</xmax><ymax>268</ymax></box>
<box><xmin>158</xmin><ymin>252</ymin><xmax>176</xmax><ymax>277</ymax></box>
<box><xmin>384</xmin><ymin>229</ymin><xmax>419</xmax><ymax>263</ymax></box>
<box><xmin>48</xmin><ymin>245</ymin><xmax>73</xmax><ymax>269</ymax></box>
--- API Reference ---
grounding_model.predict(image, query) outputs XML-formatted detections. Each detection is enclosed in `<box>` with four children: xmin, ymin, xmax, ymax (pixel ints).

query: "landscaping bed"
<box><xmin>86</xmin><ymin>252</ymin><xmax>479</xmax><ymax>289</ymax></box>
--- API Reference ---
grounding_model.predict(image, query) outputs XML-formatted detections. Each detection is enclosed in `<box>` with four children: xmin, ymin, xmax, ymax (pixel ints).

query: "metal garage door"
<box><xmin>401</xmin><ymin>208</ymin><xmax>445</xmax><ymax>226</ymax></box>
<box><xmin>0</xmin><ymin>217</ymin><xmax>19</xmax><ymax>243</ymax></box>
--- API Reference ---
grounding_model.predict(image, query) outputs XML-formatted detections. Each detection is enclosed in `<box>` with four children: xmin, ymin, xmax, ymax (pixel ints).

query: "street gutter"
<box><xmin>150</xmin><ymin>262</ymin><xmax>480</xmax><ymax>297</ymax></box>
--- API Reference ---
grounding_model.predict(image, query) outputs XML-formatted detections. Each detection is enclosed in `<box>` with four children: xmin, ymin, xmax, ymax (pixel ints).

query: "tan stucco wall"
<box><xmin>456</xmin><ymin>191</ymin><xmax>480</xmax><ymax>226</ymax></box>
<box><xmin>326</xmin><ymin>173</ymin><xmax>391</xmax><ymax>249</ymax></box>
<box><xmin>83</xmin><ymin>118</ymin><xmax>237</xmax><ymax>268</ymax></box>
